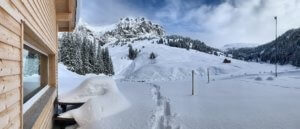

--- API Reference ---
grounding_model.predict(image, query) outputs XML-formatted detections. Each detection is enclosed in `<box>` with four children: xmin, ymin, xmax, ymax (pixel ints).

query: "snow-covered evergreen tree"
<box><xmin>128</xmin><ymin>44</ymin><xmax>138</xmax><ymax>60</ymax></box>
<box><xmin>157</xmin><ymin>38</ymin><xmax>164</xmax><ymax>44</ymax></box>
<box><xmin>89</xmin><ymin>41</ymin><xmax>97</xmax><ymax>73</ymax></box>
<box><xmin>81</xmin><ymin>37</ymin><xmax>92</xmax><ymax>74</ymax></box>
<box><xmin>60</xmin><ymin>33</ymin><xmax>72</xmax><ymax>66</ymax></box>
<box><xmin>100</xmin><ymin>48</ymin><xmax>115</xmax><ymax>75</ymax></box>
<box><xmin>67</xmin><ymin>33</ymin><xmax>82</xmax><ymax>73</ymax></box>
<box><xmin>95</xmin><ymin>44</ymin><xmax>104</xmax><ymax>74</ymax></box>
<box><xmin>149</xmin><ymin>52</ymin><xmax>156</xmax><ymax>59</ymax></box>
<box><xmin>73</xmin><ymin>33</ymin><xmax>83</xmax><ymax>74</ymax></box>
<box><xmin>108</xmin><ymin>56</ymin><xmax>114</xmax><ymax>75</ymax></box>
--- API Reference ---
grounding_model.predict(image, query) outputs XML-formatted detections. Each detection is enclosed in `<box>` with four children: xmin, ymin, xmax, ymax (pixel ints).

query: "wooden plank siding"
<box><xmin>0</xmin><ymin>102</ymin><xmax>21</xmax><ymax>129</ymax></box>
<box><xmin>1</xmin><ymin>0</ymin><xmax>76</xmax><ymax>128</ymax></box>
<box><xmin>0</xmin><ymin>0</ymin><xmax>63</xmax><ymax>128</ymax></box>
<box><xmin>10</xmin><ymin>0</ymin><xmax>57</xmax><ymax>54</ymax></box>
<box><xmin>0</xmin><ymin>0</ymin><xmax>22</xmax><ymax>128</ymax></box>
<box><xmin>19</xmin><ymin>20</ymin><xmax>24</xmax><ymax>129</ymax></box>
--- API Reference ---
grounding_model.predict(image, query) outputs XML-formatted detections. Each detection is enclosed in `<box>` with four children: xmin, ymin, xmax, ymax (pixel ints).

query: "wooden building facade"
<box><xmin>0</xmin><ymin>0</ymin><xmax>77</xmax><ymax>129</ymax></box>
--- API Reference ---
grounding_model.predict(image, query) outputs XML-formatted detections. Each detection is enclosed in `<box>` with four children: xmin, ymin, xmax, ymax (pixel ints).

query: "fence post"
<box><xmin>207</xmin><ymin>68</ymin><xmax>210</xmax><ymax>83</ymax></box>
<box><xmin>192</xmin><ymin>70</ymin><xmax>195</xmax><ymax>95</ymax></box>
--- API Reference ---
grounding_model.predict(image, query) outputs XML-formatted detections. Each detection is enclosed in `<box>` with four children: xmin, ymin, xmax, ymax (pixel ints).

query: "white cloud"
<box><xmin>81</xmin><ymin>0</ymin><xmax>300</xmax><ymax>48</ymax></box>
<box><xmin>156</xmin><ymin>0</ymin><xmax>300</xmax><ymax>48</ymax></box>
<box><xmin>80</xmin><ymin>0</ymin><xmax>144</xmax><ymax>26</ymax></box>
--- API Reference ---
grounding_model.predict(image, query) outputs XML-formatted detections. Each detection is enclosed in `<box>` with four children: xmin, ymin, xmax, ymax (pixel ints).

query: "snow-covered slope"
<box><xmin>108</xmin><ymin>39</ymin><xmax>294</xmax><ymax>81</ymax></box>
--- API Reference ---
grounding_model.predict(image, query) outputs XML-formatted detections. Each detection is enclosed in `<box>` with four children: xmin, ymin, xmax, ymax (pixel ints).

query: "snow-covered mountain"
<box><xmin>222</xmin><ymin>43</ymin><xmax>259</xmax><ymax>51</ymax></box>
<box><xmin>82</xmin><ymin>17</ymin><xmax>165</xmax><ymax>43</ymax></box>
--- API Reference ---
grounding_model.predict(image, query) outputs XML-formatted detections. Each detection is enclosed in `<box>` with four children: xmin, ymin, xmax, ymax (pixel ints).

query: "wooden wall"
<box><xmin>0</xmin><ymin>0</ymin><xmax>58</xmax><ymax>128</ymax></box>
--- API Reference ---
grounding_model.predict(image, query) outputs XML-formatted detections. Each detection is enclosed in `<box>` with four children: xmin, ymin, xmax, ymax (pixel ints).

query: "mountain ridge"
<box><xmin>76</xmin><ymin>17</ymin><xmax>220</xmax><ymax>55</ymax></box>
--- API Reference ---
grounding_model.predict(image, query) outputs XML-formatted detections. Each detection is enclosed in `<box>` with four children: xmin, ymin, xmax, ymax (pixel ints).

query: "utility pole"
<box><xmin>192</xmin><ymin>70</ymin><xmax>194</xmax><ymax>95</ymax></box>
<box><xmin>275</xmin><ymin>16</ymin><xmax>278</xmax><ymax>77</ymax></box>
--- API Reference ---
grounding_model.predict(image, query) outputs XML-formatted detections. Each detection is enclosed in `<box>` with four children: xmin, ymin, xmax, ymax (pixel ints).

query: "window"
<box><xmin>23</xmin><ymin>45</ymin><xmax>48</xmax><ymax>103</ymax></box>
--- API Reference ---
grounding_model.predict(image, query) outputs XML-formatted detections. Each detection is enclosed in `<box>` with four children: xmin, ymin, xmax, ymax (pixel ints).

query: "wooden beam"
<box><xmin>68</xmin><ymin>0</ymin><xmax>74</xmax><ymax>31</ymax></box>
<box><xmin>56</xmin><ymin>13</ymin><xmax>72</xmax><ymax>22</ymax></box>
<box><xmin>58</xmin><ymin>27</ymin><xmax>71</xmax><ymax>32</ymax></box>
<box><xmin>56</xmin><ymin>0</ymin><xmax>77</xmax><ymax>32</ymax></box>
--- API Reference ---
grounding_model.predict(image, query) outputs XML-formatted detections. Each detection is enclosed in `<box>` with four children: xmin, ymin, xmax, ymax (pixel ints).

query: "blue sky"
<box><xmin>80</xmin><ymin>0</ymin><xmax>300</xmax><ymax>47</ymax></box>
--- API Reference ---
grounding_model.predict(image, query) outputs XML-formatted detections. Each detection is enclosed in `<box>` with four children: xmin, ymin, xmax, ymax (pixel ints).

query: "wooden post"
<box><xmin>192</xmin><ymin>70</ymin><xmax>194</xmax><ymax>95</ymax></box>
<box><xmin>274</xmin><ymin>16</ymin><xmax>278</xmax><ymax>77</ymax></box>
<box><xmin>207</xmin><ymin>68</ymin><xmax>210</xmax><ymax>83</ymax></box>
<box><xmin>20</xmin><ymin>20</ymin><xmax>24</xmax><ymax>129</ymax></box>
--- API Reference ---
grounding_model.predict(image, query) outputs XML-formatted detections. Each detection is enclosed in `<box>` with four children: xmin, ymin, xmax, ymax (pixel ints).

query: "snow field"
<box><xmin>59</xmin><ymin>62</ymin><xmax>300</xmax><ymax>129</ymax></box>
<box><xmin>155</xmin><ymin>72</ymin><xmax>300</xmax><ymax>129</ymax></box>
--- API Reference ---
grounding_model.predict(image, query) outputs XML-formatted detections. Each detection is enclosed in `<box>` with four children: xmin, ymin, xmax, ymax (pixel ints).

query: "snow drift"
<box><xmin>59</xmin><ymin>76</ymin><xmax>115</xmax><ymax>103</ymax></box>
<box><xmin>59</xmin><ymin>76</ymin><xmax>130</xmax><ymax>127</ymax></box>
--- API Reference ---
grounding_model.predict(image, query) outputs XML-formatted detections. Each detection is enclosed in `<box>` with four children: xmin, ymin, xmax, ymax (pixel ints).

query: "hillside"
<box><xmin>108</xmin><ymin>39</ymin><xmax>295</xmax><ymax>81</ymax></box>
<box><xmin>227</xmin><ymin>28</ymin><xmax>300</xmax><ymax>67</ymax></box>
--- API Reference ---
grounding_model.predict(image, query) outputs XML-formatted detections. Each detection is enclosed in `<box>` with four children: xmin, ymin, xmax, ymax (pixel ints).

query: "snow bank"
<box><xmin>255</xmin><ymin>77</ymin><xmax>262</xmax><ymax>81</ymax></box>
<box><xmin>59</xmin><ymin>76</ymin><xmax>130</xmax><ymax>127</ymax></box>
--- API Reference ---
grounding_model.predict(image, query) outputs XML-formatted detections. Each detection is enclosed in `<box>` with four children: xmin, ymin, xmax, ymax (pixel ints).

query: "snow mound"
<box><xmin>255</xmin><ymin>77</ymin><xmax>262</xmax><ymax>81</ymax></box>
<box><xmin>266</xmin><ymin>76</ymin><xmax>274</xmax><ymax>81</ymax></box>
<box><xmin>59</xmin><ymin>76</ymin><xmax>130</xmax><ymax>127</ymax></box>
<box><xmin>59</xmin><ymin>76</ymin><xmax>112</xmax><ymax>103</ymax></box>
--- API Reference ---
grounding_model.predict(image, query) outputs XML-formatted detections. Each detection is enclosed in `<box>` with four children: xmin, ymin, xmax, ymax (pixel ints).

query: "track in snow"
<box><xmin>148</xmin><ymin>83</ymin><xmax>180</xmax><ymax>129</ymax></box>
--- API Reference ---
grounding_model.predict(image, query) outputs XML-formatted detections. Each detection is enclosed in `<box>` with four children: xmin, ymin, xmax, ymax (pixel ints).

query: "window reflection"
<box><xmin>23</xmin><ymin>46</ymin><xmax>45</xmax><ymax>103</ymax></box>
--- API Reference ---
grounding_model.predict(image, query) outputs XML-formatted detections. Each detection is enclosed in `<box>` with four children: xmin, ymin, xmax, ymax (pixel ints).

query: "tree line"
<box><xmin>162</xmin><ymin>35</ymin><xmax>220</xmax><ymax>54</ymax></box>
